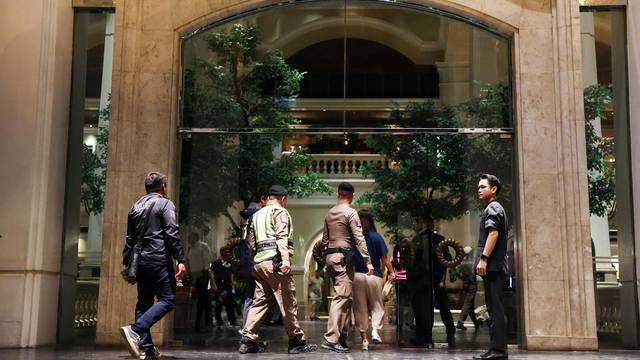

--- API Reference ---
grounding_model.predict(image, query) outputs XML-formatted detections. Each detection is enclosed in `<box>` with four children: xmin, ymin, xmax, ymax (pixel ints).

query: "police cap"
<box><xmin>268</xmin><ymin>185</ymin><xmax>288</xmax><ymax>196</ymax></box>
<box><xmin>338</xmin><ymin>182</ymin><xmax>354</xmax><ymax>194</ymax></box>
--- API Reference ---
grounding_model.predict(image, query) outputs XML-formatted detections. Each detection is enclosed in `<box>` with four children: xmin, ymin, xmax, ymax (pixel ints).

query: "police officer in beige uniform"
<box><xmin>319</xmin><ymin>182</ymin><xmax>373</xmax><ymax>353</ymax></box>
<box><xmin>239</xmin><ymin>185</ymin><xmax>317</xmax><ymax>354</ymax></box>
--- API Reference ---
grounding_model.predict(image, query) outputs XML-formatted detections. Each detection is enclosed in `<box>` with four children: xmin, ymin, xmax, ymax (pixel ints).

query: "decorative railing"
<box><xmin>74</xmin><ymin>280</ymin><xmax>99</xmax><ymax>328</ymax></box>
<box><xmin>307</xmin><ymin>154</ymin><xmax>390</xmax><ymax>178</ymax></box>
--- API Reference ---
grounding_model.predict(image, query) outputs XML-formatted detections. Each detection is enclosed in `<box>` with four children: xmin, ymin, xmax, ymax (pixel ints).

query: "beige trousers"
<box><xmin>244</xmin><ymin>260</ymin><xmax>305</xmax><ymax>341</ymax></box>
<box><xmin>324</xmin><ymin>253</ymin><xmax>354</xmax><ymax>343</ymax></box>
<box><xmin>353</xmin><ymin>272</ymin><xmax>385</xmax><ymax>332</ymax></box>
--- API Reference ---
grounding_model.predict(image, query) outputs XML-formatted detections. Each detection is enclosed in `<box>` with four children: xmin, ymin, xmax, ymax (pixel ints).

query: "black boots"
<box><xmin>238</xmin><ymin>337</ymin><xmax>267</xmax><ymax>354</ymax></box>
<box><xmin>288</xmin><ymin>335</ymin><xmax>318</xmax><ymax>354</ymax></box>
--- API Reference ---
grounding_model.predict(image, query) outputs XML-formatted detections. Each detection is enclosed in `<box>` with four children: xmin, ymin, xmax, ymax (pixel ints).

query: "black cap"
<box><xmin>338</xmin><ymin>182</ymin><xmax>354</xmax><ymax>193</ymax></box>
<box><xmin>268</xmin><ymin>185</ymin><xmax>288</xmax><ymax>196</ymax></box>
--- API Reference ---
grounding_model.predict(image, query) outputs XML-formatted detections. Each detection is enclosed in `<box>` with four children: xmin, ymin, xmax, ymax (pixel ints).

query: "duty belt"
<box><xmin>325</xmin><ymin>247</ymin><xmax>353</xmax><ymax>255</ymax></box>
<box><xmin>256</xmin><ymin>239</ymin><xmax>294</xmax><ymax>251</ymax></box>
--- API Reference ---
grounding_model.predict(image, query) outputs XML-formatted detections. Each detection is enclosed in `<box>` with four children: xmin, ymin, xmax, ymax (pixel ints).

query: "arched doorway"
<box><xmin>175</xmin><ymin>0</ymin><xmax>516</xmax><ymax>348</ymax></box>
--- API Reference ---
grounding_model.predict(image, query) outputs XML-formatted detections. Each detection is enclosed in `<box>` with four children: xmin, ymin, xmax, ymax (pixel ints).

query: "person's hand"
<box><xmin>476</xmin><ymin>259</ymin><xmax>487</xmax><ymax>276</ymax></box>
<box><xmin>175</xmin><ymin>262</ymin><xmax>186</xmax><ymax>280</ymax></box>
<box><xmin>280</xmin><ymin>260</ymin><xmax>291</xmax><ymax>275</ymax></box>
<box><xmin>387</xmin><ymin>271</ymin><xmax>396</xmax><ymax>280</ymax></box>
<box><xmin>366</xmin><ymin>263</ymin><xmax>374</xmax><ymax>276</ymax></box>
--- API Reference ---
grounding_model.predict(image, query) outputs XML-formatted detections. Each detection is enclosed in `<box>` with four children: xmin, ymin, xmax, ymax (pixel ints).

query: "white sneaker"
<box><xmin>371</xmin><ymin>329</ymin><xmax>382</xmax><ymax>344</ymax></box>
<box><xmin>362</xmin><ymin>339</ymin><xmax>369</xmax><ymax>351</ymax></box>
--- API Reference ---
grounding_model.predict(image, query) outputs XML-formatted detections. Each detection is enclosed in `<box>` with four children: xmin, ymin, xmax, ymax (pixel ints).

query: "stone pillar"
<box><xmin>516</xmin><ymin>0</ymin><xmax>598</xmax><ymax>350</ymax></box>
<box><xmin>627</xmin><ymin>0</ymin><xmax>640</xmax><ymax>347</ymax></box>
<box><xmin>96</xmin><ymin>0</ymin><xmax>179</xmax><ymax>345</ymax></box>
<box><xmin>0</xmin><ymin>0</ymin><xmax>73</xmax><ymax>347</ymax></box>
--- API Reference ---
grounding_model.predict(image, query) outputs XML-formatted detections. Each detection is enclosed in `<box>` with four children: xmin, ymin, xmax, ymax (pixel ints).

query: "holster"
<box><xmin>325</xmin><ymin>247</ymin><xmax>355</xmax><ymax>268</ymax></box>
<box><xmin>272</xmin><ymin>250</ymin><xmax>283</xmax><ymax>274</ymax></box>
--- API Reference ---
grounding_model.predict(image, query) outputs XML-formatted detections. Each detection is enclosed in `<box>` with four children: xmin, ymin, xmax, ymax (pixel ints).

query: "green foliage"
<box><xmin>583</xmin><ymin>84</ymin><xmax>615</xmax><ymax>217</ymax></box>
<box><xmin>81</xmin><ymin>97</ymin><xmax>110</xmax><ymax>215</ymax></box>
<box><xmin>358</xmin><ymin>101</ymin><xmax>468</xmax><ymax>236</ymax></box>
<box><xmin>358</xmin><ymin>82</ymin><xmax>513</xmax><ymax>241</ymax></box>
<box><xmin>181</xmin><ymin>24</ymin><xmax>330</xmax><ymax>229</ymax></box>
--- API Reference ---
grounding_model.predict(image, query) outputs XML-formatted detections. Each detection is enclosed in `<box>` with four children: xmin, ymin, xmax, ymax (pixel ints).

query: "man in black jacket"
<box><xmin>120</xmin><ymin>172</ymin><xmax>186</xmax><ymax>360</ymax></box>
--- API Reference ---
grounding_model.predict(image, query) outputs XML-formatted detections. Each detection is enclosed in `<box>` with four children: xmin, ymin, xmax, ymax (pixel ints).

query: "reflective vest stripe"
<box><xmin>253</xmin><ymin>205</ymin><xmax>294</xmax><ymax>263</ymax></box>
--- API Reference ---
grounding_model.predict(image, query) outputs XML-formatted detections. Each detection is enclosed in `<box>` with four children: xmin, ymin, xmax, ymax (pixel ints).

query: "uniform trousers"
<box><xmin>483</xmin><ymin>271</ymin><xmax>507</xmax><ymax>352</ymax></box>
<box><xmin>244</xmin><ymin>260</ymin><xmax>305</xmax><ymax>341</ymax></box>
<box><xmin>353</xmin><ymin>272</ymin><xmax>385</xmax><ymax>332</ymax></box>
<box><xmin>324</xmin><ymin>253</ymin><xmax>354</xmax><ymax>343</ymax></box>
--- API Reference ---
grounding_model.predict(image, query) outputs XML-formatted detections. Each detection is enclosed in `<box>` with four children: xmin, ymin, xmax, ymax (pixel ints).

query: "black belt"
<box><xmin>325</xmin><ymin>247</ymin><xmax>353</xmax><ymax>255</ymax></box>
<box><xmin>256</xmin><ymin>239</ymin><xmax>294</xmax><ymax>251</ymax></box>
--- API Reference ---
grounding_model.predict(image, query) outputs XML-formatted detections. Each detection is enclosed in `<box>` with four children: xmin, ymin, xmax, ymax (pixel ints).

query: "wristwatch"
<box><xmin>480</xmin><ymin>254</ymin><xmax>489</xmax><ymax>261</ymax></box>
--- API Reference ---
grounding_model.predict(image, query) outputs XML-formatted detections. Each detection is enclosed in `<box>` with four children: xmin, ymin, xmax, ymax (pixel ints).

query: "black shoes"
<box><xmin>447</xmin><ymin>334</ymin><xmax>456</xmax><ymax>349</ymax></box>
<box><xmin>238</xmin><ymin>337</ymin><xmax>267</xmax><ymax>354</ymax></box>
<box><xmin>409</xmin><ymin>337</ymin><xmax>434</xmax><ymax>348</ymax></box>
<box><xmin>457</xmin><ymin>321</ymin><xmax>467</xmax><ymax>331</ymax></box>
<box><xmin>288</xmin><ymin>335</ymin><xmax>318</xmax><ymax>354</ymax></box>
<box><xmin>321</xmin><ymin>339</ymin><xmax>351</xmax><ymax>353</ymax></box>
<box><xmin>473</xmin><ymin>349</ymin><xmax>508</xmax><ymax>359</ymax></box>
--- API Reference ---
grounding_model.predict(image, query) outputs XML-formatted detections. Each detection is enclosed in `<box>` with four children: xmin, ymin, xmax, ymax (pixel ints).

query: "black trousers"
<box><xmin>483</xmin><ymin>272</ymin><xmax>507</xmax><ymax>352</ymax></box>
<box><xmin>193</xmin><ymin>272</ymin><xmax>212</xmax><ymax>329</ymax></box>
<box><xmin>433</xmin><ymin>285</ymin><xmax>455</xmax><ymax>336</ymax></box>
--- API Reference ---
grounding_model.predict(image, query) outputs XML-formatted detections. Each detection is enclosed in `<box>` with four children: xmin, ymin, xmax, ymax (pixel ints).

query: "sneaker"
<box><xmin>321</xmin><ymin>339</ymin><xmax>351</xmax><ymax>353</ymax></box>
<box><xmin>371</xmin><ymin>329</ymin><xmax>382</xmax><ymax>344</ymax></box>
<box><xmin>362</xmin><ymin>339</ymin><xmax>369</xmax><ymax>351</ymax></box>
<box><xmin>456</xmin><ymin>321</ymin><xmax>467</xmax><ymax>331</ymax></box>
<box><xmin>120</xmin><ymin>325</ymin><xmax>141</xmax><ymax>359</ymax></box>
<box><xmin>139</xmin><ymin>346</ymin><xmax>161</xmax><ymax>360</ymax></box>
<box><xmin>288</xmin><ymin>335</ymin><xmax>318</xmax><ymax>354</ymax></box>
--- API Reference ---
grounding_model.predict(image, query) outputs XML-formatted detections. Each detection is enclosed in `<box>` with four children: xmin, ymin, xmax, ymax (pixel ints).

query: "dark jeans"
<box><xmin>484</xmin><ymin>272</ymin><xmax>507</xmax><ymax>352</ymax></box>
<box><xmin>214</xmin><ymin>288</ymin><xmax>236</xmax><ymax>325</ymax></box>
<box><xmin>132</xmin><ymin>265</ymin><xmax>176</xmax><ymax>351</ymax></box>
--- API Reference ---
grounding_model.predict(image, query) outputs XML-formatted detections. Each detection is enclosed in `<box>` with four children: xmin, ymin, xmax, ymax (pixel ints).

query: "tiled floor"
<box><xmin>1</xmin><ymin>322</ymin><xmax>638</xmax><ymax>359</ymax></box>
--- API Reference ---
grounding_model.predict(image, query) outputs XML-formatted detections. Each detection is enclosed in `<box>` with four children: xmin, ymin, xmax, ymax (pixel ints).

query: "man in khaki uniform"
<box><xmin>319</xmin><ymin>182</ymin><xmax>373</xmax><ymax>353</ymax></box>
<box><xmin>239</xmin><ymin>185</ymin><xmax>317</xmax><ymax>354</ymax></box>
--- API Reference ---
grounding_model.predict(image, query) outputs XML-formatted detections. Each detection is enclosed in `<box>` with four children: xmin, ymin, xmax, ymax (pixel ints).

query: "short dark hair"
<box><xmin>480</xmin><ymin>173</ymin><xmax>502</xmax><ymax>195</ymax></box>
<box><xmin>338</xmin><ymin>181</ymin><xmax>354</xmax><ymax>197</ymax></box>
<box><xmin>252</xmin><ymin>185</ymin><xmax>269</xmax><ymax>203</ymax></box>
<box><xmin>145</xmin><ymin>172</ymin><xmax>167</xmax><ymax>193</ymax></box>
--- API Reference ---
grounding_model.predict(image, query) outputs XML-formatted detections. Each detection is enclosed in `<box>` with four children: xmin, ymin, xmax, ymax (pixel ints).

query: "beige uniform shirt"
<box><xmin>321</xmin><ymin>203</ymin><xmax>371</xmax><ymax>265</ymax></box>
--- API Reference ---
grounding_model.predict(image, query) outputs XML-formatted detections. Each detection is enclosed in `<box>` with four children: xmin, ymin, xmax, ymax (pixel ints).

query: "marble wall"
<box><xmin>96</xmin><ymin>0</ymin><xmax>598</xmax><ymax>350</ymax></box>
<box><xmin>0</xmin><ymin>0</ymin><xmax>74</xmax><ymax>347</ymax></box>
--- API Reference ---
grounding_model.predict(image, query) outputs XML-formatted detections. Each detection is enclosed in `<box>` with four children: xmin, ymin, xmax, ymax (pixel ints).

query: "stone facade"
<box><xmin>93</xmin><ymin>0</ymin><xmax>599</xmax><ymax>350</ymax></box>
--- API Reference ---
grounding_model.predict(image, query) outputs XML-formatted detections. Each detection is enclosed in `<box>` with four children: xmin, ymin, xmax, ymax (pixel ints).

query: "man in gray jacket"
<box><xmin>120</xmin><ymin>172</ymin><xmax>186</xmax><ymax>360</ymax></box>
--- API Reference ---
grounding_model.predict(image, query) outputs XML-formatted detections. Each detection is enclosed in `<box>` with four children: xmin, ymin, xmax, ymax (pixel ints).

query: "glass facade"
<box><xmin>580</xmin><ymin>6</ymin><xmax>639</xmax><ymax>348</ymax></box>
<box><xmin>177</xmin><ymin>0</ymin><xmax>517</xmax><ymax>347</ymax></box>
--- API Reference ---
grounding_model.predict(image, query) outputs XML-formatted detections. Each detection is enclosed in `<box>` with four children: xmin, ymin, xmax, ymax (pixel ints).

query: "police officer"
<box><xmin>319</xmin><ymin>182</ymin><xmax>373</xmax><ymax>353</ymax></box>
<box><xmin>239</xmin><ymin>185</ymin><xmax>317</xmax><ymax>354</ymax></box>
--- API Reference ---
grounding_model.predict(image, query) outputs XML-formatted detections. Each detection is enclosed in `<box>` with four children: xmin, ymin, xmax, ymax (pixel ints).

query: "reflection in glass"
<box><xmin>581</xmin><ymin>7</ymin><xmax>637</xmax><ymax>348</ymax></box>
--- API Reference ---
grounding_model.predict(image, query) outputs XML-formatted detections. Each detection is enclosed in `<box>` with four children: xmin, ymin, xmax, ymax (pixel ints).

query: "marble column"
<box><xmin>0</xmin><ymin>0</ymin><xmax>73</xmax><ymax>347</ymax></box>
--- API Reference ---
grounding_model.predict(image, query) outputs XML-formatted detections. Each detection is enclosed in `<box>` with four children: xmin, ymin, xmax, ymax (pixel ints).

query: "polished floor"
<box><xmin>2</xmin><ymin>322</ymin><xmax>639</xmax><ymax>359</ymax></box>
